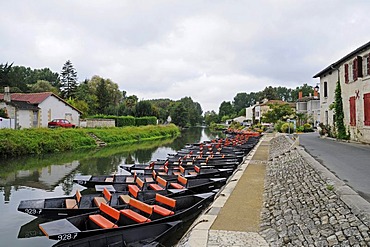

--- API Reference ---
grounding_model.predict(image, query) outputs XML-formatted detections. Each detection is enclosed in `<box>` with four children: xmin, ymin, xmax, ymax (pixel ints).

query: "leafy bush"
<box><xmin>296</xmin><ymin>126</ymin><xmax>305</xmax><ymax>132</ymax></box>
<box><xmin>303</xmin><ymin>123</ymin><xmax>314</xmax><ymax>132</ymax></box>
<box><xmin>281</xmin><ymin>123</ymin><xmax>294</xmax><ymax>133</ymax></box>
<box><xmin>274</xmin><ymin>120</ymin><xmax>285</xmax><ymax>132</ymax></box>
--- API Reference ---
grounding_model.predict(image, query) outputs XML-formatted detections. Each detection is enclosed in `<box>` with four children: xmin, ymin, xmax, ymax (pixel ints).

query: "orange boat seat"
<box><xmin>66</xmin><ymin>190</ymin><xmax>82</xmax><ymax>209</ymax></box>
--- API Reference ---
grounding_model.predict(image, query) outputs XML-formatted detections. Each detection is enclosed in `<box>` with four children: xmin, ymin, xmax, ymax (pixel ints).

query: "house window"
<box><xmin>323</xmin><ymin>82</ymin><xmax>328</xmax><ymax>98</ymax></box>
<box><xmin>345</xmin><ymin>64</ymin><xmax>349</xmax><ymax>83</ymax></box>
<box><xmin>325</xmin><ymin>110</ymin><xmax>328</xmax><ymax>125</ymax></box>
<box><xmin>364</xmin><ymin>93</ymin><xmax>370</xmax><ymax>126</ymax></box>
<box><xmin>366</xmin><ymin>54</ymin><xmax>370</xmax><ymax>76</ymax></box>
<box><xmin>353</xmin><ymin>58</ymin><xmax>358</xmax><ymax>81</ymax></box>
<box><xmin>349</xmin><ymin>96</ymin><xmax>356</xmax><ymax>126</ymax></box>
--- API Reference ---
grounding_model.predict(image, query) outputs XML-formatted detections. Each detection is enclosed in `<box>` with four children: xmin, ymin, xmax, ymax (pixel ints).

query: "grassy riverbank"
<box><xmin>0</xmin><ymin>124</ymin><xmax>180</xmax><ymax>157</ymax></box>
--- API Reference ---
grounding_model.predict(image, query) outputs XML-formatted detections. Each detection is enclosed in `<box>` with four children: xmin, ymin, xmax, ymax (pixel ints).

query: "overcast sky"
<box><xmin>1</xmin><ymin>0</ymin><xmax>370</xmax><ymax>112</ymax></box>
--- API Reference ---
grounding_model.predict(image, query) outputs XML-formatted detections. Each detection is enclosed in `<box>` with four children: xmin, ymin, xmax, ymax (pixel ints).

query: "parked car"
<box><xmin>48</xmin><ymin>119</ymin><xmax>76</xmax><ymax>128</ymax></box>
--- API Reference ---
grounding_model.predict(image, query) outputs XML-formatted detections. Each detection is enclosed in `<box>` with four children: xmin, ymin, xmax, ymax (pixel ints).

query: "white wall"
<box><xmin>319</xmin><ymin>70</ymin><xmax>338</xmax><ymax>126</ymax></box>
<box><xmin>18</xmin><ymin>110</ymin><xmax>32</xmax><ymax>129</ymax></box>
<box><xmin>39</xmin><ymin>96</ymin><xmax>80</xmax><ymax>127</ymax></box>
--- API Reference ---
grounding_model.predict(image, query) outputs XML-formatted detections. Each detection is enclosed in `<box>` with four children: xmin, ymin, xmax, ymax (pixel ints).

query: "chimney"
<box><xmin>4</xmin><ymin>87</ymin><xmax>11</xmax><ymax>102</ymax></box>
<box><xmin>314</xmin><ymin>87</ymin><xmax>319</xmax><ymax>98</ymax></box>
<box><xmin>298</xmin><ymin>91</ymin><xmax>303</xmax><ymax>99</ymax></box>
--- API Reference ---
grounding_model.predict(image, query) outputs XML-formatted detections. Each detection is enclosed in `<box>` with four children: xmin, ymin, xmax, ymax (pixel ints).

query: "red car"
<box><xmin>48</xmin><ymin>119</ymin><xmax>76</xmax><ymax>128</ymax></box>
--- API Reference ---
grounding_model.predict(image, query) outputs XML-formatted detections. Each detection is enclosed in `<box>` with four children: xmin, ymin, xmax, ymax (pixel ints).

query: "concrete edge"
<box><xmin>292</xmin><ymin>136</ymin><xmax>370</xmax><ymax>227</ymax></box>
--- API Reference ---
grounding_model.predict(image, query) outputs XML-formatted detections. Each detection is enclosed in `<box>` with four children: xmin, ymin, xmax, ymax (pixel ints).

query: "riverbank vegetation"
<box><xmin>0</xmin><ymin>124</ymin><xmax>180</xmax><ymax>157</ymax></box>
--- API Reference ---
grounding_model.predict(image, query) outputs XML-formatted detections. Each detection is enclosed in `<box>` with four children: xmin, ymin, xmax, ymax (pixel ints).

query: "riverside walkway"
<box><xmin>177</xmin><ymin>133</ymin><xmax>370</xmax><ymax>246</ymax></box>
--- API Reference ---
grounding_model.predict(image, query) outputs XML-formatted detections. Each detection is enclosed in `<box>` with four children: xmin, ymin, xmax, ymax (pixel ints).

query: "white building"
<box><xmin>296</xmin><ymin>90</ymin><xmax>321</xmax><ymax>127</ymax></box>
<box><xmin>0</xmin><ymin>90</ymin><xmax>81</xmax><ymax>129</ymax></box>
<box><xmin>313</xmin><ymin>41</ymin><xmax>370</xmax><ymax>143</ymax></box>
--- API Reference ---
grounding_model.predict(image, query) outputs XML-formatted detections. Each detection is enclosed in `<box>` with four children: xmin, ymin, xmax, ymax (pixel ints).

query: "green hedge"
<box><xmin>135</xmin><ymin>116</ymin><xmax>157</xmax><ymax>126</ymax></box>
<box><xmin>88</xmin><ymin>115</ymin><xmax>156</xmax><ymax>127</ymax></box>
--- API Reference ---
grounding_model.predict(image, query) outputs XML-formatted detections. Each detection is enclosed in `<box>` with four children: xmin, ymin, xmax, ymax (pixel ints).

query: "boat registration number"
<box><xmin>24</xmin><ymin>208</ymin><xmax>42</xmax><ymax>215</ymax></box>
<box><xmin>58</xmin><ymin>233</ymin><xmax>78</xmax><ymax>241</ymax></box>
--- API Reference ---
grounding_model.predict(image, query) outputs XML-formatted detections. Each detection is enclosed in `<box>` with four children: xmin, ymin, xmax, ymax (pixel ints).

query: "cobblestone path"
<box><xmin>260</xmin><ymin>135</ymin><xmax>370</xmax><ymax>246</ymax></box>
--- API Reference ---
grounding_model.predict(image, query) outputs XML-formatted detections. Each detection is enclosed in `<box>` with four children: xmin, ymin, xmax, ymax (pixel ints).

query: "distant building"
<box><xmin>254</xmin><ymin>99</ymin><xmax>294</xmax><ymax>124</ymax></box>
<box><xmin>0</xmin><ymin>88</ymin><xmax>81</xmax><ymax>129</ymax></box>
<box><xmin>313</xmin><ymin>41</ymin><xmax>370</xmax><ymax>143</ymax></box>
<box><xmin>296</xmin><ymin>89</ymin><xmax>321</xmax><ymax>127</ymax></box>
<box><xmin>245</xmin><ymin>105</ymin><xmax>255</xmax><ymax>126</ymax></box>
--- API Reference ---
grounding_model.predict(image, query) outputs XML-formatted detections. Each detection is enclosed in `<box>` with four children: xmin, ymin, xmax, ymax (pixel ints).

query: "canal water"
<box><xmin>0</xmin><ymin>127</ymin><xmax>222</xmax><ymax>247</ymax></box>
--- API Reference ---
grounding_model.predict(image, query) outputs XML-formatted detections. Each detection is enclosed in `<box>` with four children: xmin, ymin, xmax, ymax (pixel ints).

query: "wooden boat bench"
<box><xmin>93</xmin><ymin>187</ymin><xmax>112</xmax><ymax>207</ymax></box>
<box><xmin>157</xmin><ymin>165</ymin><xmax>169</xmax><ymax>176</ymax></box>
<box><xmin>104</xmin><ymin>172</ymin><xmax>118</xmax><ymax>183</ymax></box>
<box><xmin>66</xmin><ymin>189</ymin><xmax>81</xmax><ymax>209</ymax></box>
<box><xmin>170</xmin><ymin>175</ymin><xmax>187</xmax><ymax>189</ymax></box>
<box><xmin>128</xmin><ymin>177</ymin><xmax>144</xmax><ymax>198</ymax></box>
<box><xmin>89</xmin><ymin>203</ymin><xmax>119</xmax><ymax>229</ymax></box>
<box><xmin>188</xmin><ymin>165</ymin><xmax>200</xmax><ymax>176</ymax></box>
<box><xmin>153</xmin><ymin>194</ymin><xmax>175</xmax><ymax>216</ymax></box>
<box><xmin>145</xmin><ymin>170</ymin><xmax>156</xmax><ymax>183</ymax></box>
<box><xmin>120</xmin><ymin>198</ymin><xmax>153</xmax><ymax>223</ymax></box>
<box><xmin>125</xmin><ymin>171</ymin><xmax>137</xmax><ymax>183</ymax></box>
<box><xmin>149</xmin><ymin>176</ymin><xmax>167</xmax><ymax>191</ymax></box>
<box><xmin>119</xmin><ymin>194</ymin><xmax>131</xmax><ymax>204</ymax></box>
<box><xmin>172</xmin><ymin>166</ymin><xmax>185</xmax><ymax>176</ymax></box>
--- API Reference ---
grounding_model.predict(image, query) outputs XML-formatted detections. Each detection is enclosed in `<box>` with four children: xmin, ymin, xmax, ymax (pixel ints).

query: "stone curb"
<box><xmin>294</xmin><ymin>135</ymin><xmax>370</xmax><ymax>228</ymax></box>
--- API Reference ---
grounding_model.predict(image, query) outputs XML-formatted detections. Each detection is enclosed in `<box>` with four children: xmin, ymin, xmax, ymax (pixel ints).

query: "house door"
<box><xmin>33</xmin><ymin>111</ymin><xmax>39</xmax><ymax>127</ymax></box>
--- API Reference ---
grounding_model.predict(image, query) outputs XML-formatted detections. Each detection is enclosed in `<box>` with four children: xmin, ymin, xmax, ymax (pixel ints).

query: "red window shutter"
<box><xmin>349</xmin><ymin>96</ymin><xmax>356</xmax><ymax>126</ymax></box>
<box><xmin>364</xmin><ymin>93</ymin><xmax>370</xmax><ymax>126</ymax></box>
<box><xmin>357</xmin><ymin>56</ymin><xmax>363</xmax><ymax>78</ymax></box>
<box><xmin>344</xmin><ymin>64</ymin><xmax>349</xmax><ymax>83</ymax></box>
<box><xmin>367</xmin><ymin>54</ymin><xmax>370</xmax><ymax>76</ymax></box>
<box><xmin>353</xmin><ymin>58</ymin><xmax>358</xmax><ymax>81</ymax></box>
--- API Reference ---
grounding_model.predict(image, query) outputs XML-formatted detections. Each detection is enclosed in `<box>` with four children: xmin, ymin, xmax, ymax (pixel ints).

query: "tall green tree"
<box><xmin>260</xmin><ymin>86</ymin><xmax>279</xmax><ymax>100</ymax></box>
<box><xmin>0</xmin><ymin>63</ymin><xmax>13</xmax><ymax>87</ymax></box>
<box><xmin>123</xmin><ymin>95</ymin><xmax>138</xmax><ymax>116</ymax></box>
<box><xmin>29</xmin><ymin>80</ymin><xmax>59</xmax><ymax>94</ymax></box>
<box><xmin>171</xmin><ymin>102</ymin><xmax>188</xmax><ymax>128</ymax></box>
<box><xmin>60</xmin><ymin>60</ymin><xmax>78</xmax><ymax>99</ymax></box>
<box><xmin>334</xmin><ymin>81</ymin><xmax>347</xmax><ymax>139</ymax></box>
<box><xmin>204</xmin><ymin>110</ymin><xmax>219</xmax><ymax>125</ymax></box>
<box><xmin>291</xmin><ymin>83</ymin><xmax>314</xmax><ymax>101</ymax></box>
<box><xmin>96</xmin><ymin>78</ymin><xmax>110</xmax><ymax>114</ymax></box>
<box><xmin>219</xmin><ymin>101</ymin><xmax>234</xmax><ymax>119</ymax></box>
<box><xmin>233</xmin><ymin>92</ymin><xmax>248</xmax><ymax>114</ymax></box>
<box><xmin>135</xmin><ymin>100</ymin><xmax>154</xmax><ymax>117</ymax></box>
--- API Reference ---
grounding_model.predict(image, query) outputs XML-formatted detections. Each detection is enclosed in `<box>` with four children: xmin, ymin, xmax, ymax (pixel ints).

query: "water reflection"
<box><xmin>0</xmin><ymin>127</ymin><xmax>223</xmax><ymax>247</ymax></box>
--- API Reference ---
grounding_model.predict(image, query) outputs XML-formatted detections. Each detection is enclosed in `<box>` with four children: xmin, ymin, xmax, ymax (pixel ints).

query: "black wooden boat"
<box><xmin>75</xmin><ymin>166</ymin><xmax>233</xmax><ymax>189</ymax></box>
<box><xmin>17</xmin><ymin>186</ymin><xmax>187</xmax><ymax>219</ymax></box>
<box><xmin>38</xmin><ymin>192</ymin><xmax>215</xmax><ymax>242</ymax></box>
<box><xmin>108</xmin><ymin>174</ymin><xmax>227</xmax><ymax>194</ymax></box>
<box><xmin>52</xmin><ymin>220</ymin><xmax>183</xmax><ymax>247</ymax></box>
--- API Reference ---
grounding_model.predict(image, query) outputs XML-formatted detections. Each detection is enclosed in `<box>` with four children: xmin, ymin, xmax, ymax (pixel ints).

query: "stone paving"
<box><xmin>260</xmin><ymin>135</ymin><xmax>370</xmax><ymax>246</ymax></box>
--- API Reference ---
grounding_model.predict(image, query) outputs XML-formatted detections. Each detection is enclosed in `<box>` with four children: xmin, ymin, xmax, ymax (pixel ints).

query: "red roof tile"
<box><xmin>0</xmin><ymin>92</ymin><xmax>52</xmax><ymax>104</ymax></box>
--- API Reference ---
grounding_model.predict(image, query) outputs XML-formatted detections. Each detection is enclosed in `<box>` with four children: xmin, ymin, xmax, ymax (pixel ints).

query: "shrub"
<box><xmin>296</xmin><ymin>126</ymin><xmax>304</xmax><ymax>132</ymax></box>
<box><xmin>281</xmin><ymin>123</ymin><xmax>294</xmax><ymax>133</ymax></box>
<box><xmin>303</xmin><ymin>123</ymin><xmax>314</xmax><ymax>132</ymax></box>
<box><xmin>274</xmin><ymin>120</ymin><xmax>284</xmax><ymax>132</ymax></box>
